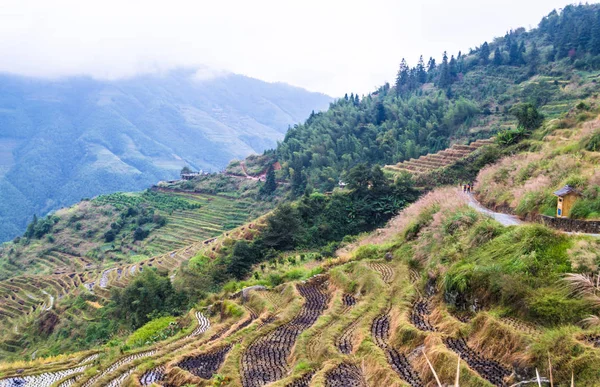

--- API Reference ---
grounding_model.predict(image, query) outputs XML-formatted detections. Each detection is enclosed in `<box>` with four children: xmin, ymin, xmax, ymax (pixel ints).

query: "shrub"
<box><xmin>125</xmin><ymin>316</ymin><xmax>178</xmax><ymax>347</ymax></box>
<box><xmin>133</xmin><ymin>227</ymin><xmax>149</xmax><ymax>241</ymax></box>
<box><xmin>570</xmin><ymin>199</ymin><xmax>600</xmax><ymax>219</ymax></box>
<box><xmin>527</xmin><ymin>288</ymin><xmax>590</xmax><ymax>325</ymax></box>
<box><xmin>496</xmin><ymin>126</ymin><xmax>528</xmax><ymax>145</ymax></box>
<box><xmin>582</xmin><ymin>130</ymin><xmax>600</xmax><ymax>152</ymax></box>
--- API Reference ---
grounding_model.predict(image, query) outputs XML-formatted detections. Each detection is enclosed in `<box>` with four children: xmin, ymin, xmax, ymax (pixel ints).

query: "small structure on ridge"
<box><xmin>553</xmin><ymin>185</ymin><xmax>580</xmax><ymax>218</ymax></box>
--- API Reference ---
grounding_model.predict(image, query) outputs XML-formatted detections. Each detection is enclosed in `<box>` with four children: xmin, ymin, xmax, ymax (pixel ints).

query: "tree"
<box><xmin>449</xmin><ymin>55</ymin><xmax>458</xmax><ymax>79</ymax></box>
<box><xmin>346</xmin><ymin>164</ymin><xmax>389</xmax><ymax>198</ymax></box>
<box><xmin>227</xmin><ymin>241</ymin><xmax>259</xmax><ymax>280</ymax></box>
<box><xmin>260</xmin><ymin>165</ymin><xmax>277</xmax><ymax>196</ymax></box>
<box><xmin>134</xmin><ymin>227</ymin><xmax>149</xmax><ymax>241</ymax></box>
<box><xmin>25</xmin><ymin>214</ymin><xmax>38</xmax><ymax>239</ymax></box>
<box><xmin>427</xmin><ymin>57</ymin><xmax>436</xmax><ymax>73</ymax></box>
<box><xmin>509</xmin><ymin>41</ymin><xmax>522</xmax><ymax>65</ymax></box>
<box><xmin>493</xmin><ymin>47</ymin><xmax>503</xmax><ymax>65</ymax></box>
<box><xmin>510</xmin><ymin>103</ymin><xmax>544</xmax><ymax>130</ymax></box>
<box><xmin>290</xmin><ymin>163</ymin><xmax>307</xmax><ymax>196</ymax></box>
<box><xmin>438</xmin><ymin>51</ymin><xmax>451</xmax><ymax>88</ymax></box>
<box><xmin>528</xmin><ymin>42</ymin><xmax>540</xmax><ymax>73</ymax></box>
<box><xmin>180</xmin><ymin>166</ymin><xmax>192</xmax><ymax>175</ymax></box>
<box><xmin>111</xmin><ymin>269</ymin><xmax>187</xmax><ymax>329</ymax></box>
<box><xmin>261</xmin><ymin>204</ymin><xmax>301</xmax><ymax>250</ymax></box>
<box><xmin>375</xmin><ymin>101</ymin><xmax>386</xmax><ymax>125</ymax></box>
<box><xmin>479</xmin><ymin>42</ymin><xmax>490</xmax><ymax>64</ymax></box>
<box><xmin>395</xmin><ymin>58</ymin><xmax>410</xmax><ymax>94</ymax></box>
<box><xmin>589</xmin><ymin>10</ymin><xmax>600</xmax><ymax>55</ymax></box>
<box><xmin>416</xmin><ymin>55</ymin><xmax>427</xmax><ymax>83</ymax></box>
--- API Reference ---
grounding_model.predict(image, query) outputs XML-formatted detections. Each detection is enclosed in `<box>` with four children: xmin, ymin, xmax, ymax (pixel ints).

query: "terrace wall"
<box><xmin>536</xmin><ymin>215</ymin><xmax>600</xmax><ymax>234</ymax></box>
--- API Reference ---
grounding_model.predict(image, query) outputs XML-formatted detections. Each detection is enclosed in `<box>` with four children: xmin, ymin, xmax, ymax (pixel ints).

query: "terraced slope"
<box><xmin>384</xmin><ymin>138</ymin><xmax>494</xmax><ymax>175</ymax></box>
<box><xmin>2</xmin><ymin>175</ymin><xmax>600</xmax><ymax>385</ymax></box>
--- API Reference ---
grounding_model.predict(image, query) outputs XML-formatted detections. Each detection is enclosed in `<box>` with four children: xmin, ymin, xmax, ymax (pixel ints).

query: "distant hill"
<box><xmin>0</xmin><ymin>69</ymin><xmax>332</xmax><ymax>242</ymax></box>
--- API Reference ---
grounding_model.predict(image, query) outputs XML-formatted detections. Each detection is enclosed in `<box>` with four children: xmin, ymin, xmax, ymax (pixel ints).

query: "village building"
<box><xmin>553</xmin><ymin>185</ymin><xmax>580</xmax><ymax>218</ymax></box>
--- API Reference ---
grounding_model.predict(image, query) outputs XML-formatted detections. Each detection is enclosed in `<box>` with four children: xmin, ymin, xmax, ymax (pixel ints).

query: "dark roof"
<box><xmin>553</xmin><ymin>185</ymin><xmax>580</xmax><ymax>197</ymax></box>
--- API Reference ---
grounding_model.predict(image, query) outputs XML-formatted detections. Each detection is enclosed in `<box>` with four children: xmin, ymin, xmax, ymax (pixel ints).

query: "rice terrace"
<box><xmin>3</xmin><ymin>2</ymin><xmax>600</xmax><ymax>387</ymax></box>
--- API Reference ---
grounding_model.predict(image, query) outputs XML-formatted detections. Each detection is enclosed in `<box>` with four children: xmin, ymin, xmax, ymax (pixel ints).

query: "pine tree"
<box><xmin>438</xmin><ymin>51</ymin><xmax>451</xmax><ymax>88</ymax></box>
<box><xmin>354</xmin><ymin>94</ymin><xmax>360</xmax><ymax>105</ymax></box>
<box><xmin>479</xmin><ymin>42</ymin><xmax>490</xmax><ymax>64</ymax></box>
<box><xmin>528</xmin><ymin>42</ymin><xmax>540</xmax><ymax>73</ymax></box>
<box><xmin>375</xmin><ymin>101</ymin><xmax>386</xmax><ymax>124</ymax></box>
<box><xmin>260</xmin><ymin>165</ymin><xmax>277</xmax><ymax>195</ymax></box>
<box><xmin>449</xmin><ymin>55</ymin><xmax>458</xmax><ymax>79</ymax></box>
<box><xmin>509</xmin><ymin>41</ymin><xmax>521</xmax><ymax>65</ymax></box>
<box><xmin>416</xmin><ymin>55</ymin><xmax>427</xmax><ymax>83</ymax></box>
<box><xmin>395</xmin><ymin>58</ymin><xmax>410</xmax><ymax>95</ymax></box>
<box><xmin>493</xmin><ymin>47</ymin><xmax>503</xmax><ymax>65</ymax></box>
<box><xmin>589</xmin><ymin>10</ymin><xmax>600</xmax><ymax>55</ymax></box>
<box><xmin>427</xmin><ymin>57</ymin><xmax>436</xmax><ymax>73</ymax></box>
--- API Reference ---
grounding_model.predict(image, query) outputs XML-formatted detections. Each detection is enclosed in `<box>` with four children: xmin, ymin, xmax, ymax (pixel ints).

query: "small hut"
<box><xmin>553</xmin><ymin>185</ymin><xmax>580</xmax><ymax>218</ymax></box>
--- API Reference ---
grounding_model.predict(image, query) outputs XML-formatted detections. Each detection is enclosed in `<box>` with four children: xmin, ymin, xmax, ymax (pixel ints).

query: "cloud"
<box><xmin>0</xmin><ymin>0</ymin><xmax>582</xmax><ymax>96</ymax></box>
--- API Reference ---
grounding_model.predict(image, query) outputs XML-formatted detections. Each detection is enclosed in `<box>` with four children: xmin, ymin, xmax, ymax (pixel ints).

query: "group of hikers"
<box><xmin>462</xmin><ymin>183</ymin><xmax>473</xmax><ymax>193</ymax></box>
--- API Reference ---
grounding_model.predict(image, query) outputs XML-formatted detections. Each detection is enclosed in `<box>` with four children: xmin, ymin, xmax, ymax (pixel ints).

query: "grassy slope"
<box><xmin>476</xmin><ymin>100</ymin><xmax>600</xmax><ymax>221</ymax></box>
<box><xmin>1</xmin><ymin>186</ymin><xmax>598</xmax><ymax>384</ymax></box>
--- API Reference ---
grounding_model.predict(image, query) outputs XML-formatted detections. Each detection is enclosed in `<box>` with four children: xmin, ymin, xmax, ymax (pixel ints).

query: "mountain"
<box><xmin>2</xmin><ymin>4</ymin><xmax>600</xmax><ymax>384</ymax></box>
<box><xmin>0</xmin><ymin>69</ymin><xmax>332</xmax><ymax>242</ymax></box>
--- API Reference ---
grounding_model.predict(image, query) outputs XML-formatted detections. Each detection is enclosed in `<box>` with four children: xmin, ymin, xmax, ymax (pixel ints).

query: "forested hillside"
<box><xmin>276</xmin><ymin>4</ymin><xmax>600</xmax><ymax>192</ymax></box>
<box><xmin>0</xmin><ymin>69</ymin><xmax>331</xmax><ymax>242</ymax></box>
<box><xmin>2</xmin><ymin>4</ymin><xmax>600</xmax><ymax>386</ymax></box>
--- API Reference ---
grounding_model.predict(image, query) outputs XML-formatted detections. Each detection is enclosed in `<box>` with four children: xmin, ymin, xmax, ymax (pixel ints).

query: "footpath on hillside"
<box><xmin>460</xmin><ymin>190</ymin><xmax>600</xmax><ymax>237</ymax></box>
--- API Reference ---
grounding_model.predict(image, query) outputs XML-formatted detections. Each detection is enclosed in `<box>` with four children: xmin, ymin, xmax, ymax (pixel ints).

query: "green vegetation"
<box><xmin>0</xmin><ymin>70</ymin><xmax>332</xmax><ymax>243</ymax></box>
<box><xmin>180</xmin><ymin>164</ymin><xmax>418</xmax><ymax>296</ymax></box>
<box><xmin>111</xmin><ymin>269</ymin><xmax>188</xmax><ymax>329</ymax></box>
<box><xmin>272</xmin><ymin>4</ymin><xmax>600</xmax><ymax>194</ymax></box>
<box><xmin>125</xmin><ymin>316</ymin><xmax>179</xmax><ymax>348</ymax></box>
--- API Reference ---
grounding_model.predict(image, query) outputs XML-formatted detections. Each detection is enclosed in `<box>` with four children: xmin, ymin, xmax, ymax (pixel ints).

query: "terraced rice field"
<box><xmin>384</xmin><ymin>138</ymin><xmax>494</xmax><ymax>175</ymax></box>
<box><xmin>241</xmin><ymin>276</ymin><xmax>330</xmax><ymax>387</ymax></box>
<box><xmin>0</xmin><ymin>190</ymin><xmax>255</xmax><ymax>340</ymax></box>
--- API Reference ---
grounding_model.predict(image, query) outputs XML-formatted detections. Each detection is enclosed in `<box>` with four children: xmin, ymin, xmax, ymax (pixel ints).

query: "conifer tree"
<box><xmin>427</xmin><ymin>57</ymin><xmax>436</xmax><ymax>73</ymax></box>
<box><xmin>395</xmin><ymin>58</ymin><xmax>410</xmax><ymax>95</ymax></box>
<box><xmin>479</xmin><ymin>42</ymin><xmax>490</xmax><ymax>64</ymax></box>
<box><xmin>493</xmin><ymin>47</ymin><xmax>503</xmax><ymax>65</ymax></box>
<box><xmin>260</xmin><ymin>165</ymin><xmax>277</xmax><ymax>195</ymax></box>
<box><xmin>438</xmin><ymin>51</ymin><xmax>451</xmax><ymax>88</ymax></box>
<box><xmin>509</xmin><ymin>41</ymin><xmax>521</xmax><ymax>65</ymax></box>
<box><xmin>416</xmin><ymin>55</ymin><xmax>427</xmax><ymax>83</ymax></box>
<box><xmin>528</xmin><ymin>42</ymin><xmax>540</xmax><ymax>73</ymax></box>
<box><xmin>449</xmin><ymin>55</ymin><xmax>458</xmax><ymax>79</ymax></box>
<box><xmin>589</xmin><ymin>10</ymin><xmax>600</xmax><ymax>55</ymax></box>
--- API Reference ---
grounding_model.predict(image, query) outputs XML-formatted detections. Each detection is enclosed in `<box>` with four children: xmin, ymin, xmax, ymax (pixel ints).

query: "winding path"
<box><xmin>463</xmin><ymin>192</ymin><xmax>522</xmax><ymax>226</ymax></box>
<box><xmin>462</xmin><ymin>191</ymin><xmax>600</xmax><ymax>237</ymax></box>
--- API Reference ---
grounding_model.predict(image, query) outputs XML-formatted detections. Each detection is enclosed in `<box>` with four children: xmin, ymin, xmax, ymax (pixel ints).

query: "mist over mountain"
<box><xmin>0</xmin><ymin>69</ymin><xmax>332</xmax><ymax>242</ymax></box>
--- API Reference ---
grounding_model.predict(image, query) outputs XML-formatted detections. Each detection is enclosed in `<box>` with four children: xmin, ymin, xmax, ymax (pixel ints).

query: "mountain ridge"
<box><xmin>0</xmin><ymin>69</ymin><xmax>332</xmax><ymax>242</ymax></box>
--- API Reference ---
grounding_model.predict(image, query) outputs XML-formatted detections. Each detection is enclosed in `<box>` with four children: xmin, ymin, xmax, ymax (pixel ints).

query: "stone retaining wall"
<box><xmin>536</xmin><ymin>215</ymin><xmax>600</xmax><ymax>234</ymax></box>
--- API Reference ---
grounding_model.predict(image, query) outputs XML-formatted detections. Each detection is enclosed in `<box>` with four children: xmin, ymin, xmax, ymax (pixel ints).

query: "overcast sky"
<box><xmin>0</xmin><ymin>0</ymin><xmax>586</xmax><ymax>96</ymax></box>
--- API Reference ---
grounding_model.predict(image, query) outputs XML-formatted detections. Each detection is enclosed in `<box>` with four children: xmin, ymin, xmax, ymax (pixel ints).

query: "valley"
<box><xmin>2</xmin><ymin>3</ymin><xmax>600</xmax><ymax>386</ymax></box>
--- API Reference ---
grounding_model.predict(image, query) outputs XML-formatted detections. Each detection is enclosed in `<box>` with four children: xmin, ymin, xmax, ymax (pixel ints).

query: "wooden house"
<box><xmin>553</xmin><ymin>185</ymin><xmax>580</xmax><ymax>218</ymax></box>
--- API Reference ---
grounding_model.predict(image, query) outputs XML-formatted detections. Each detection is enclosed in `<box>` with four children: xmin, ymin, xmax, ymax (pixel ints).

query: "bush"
<box><xmin>527</xmin><ymin>288</ymin><xmax>590</xmax><ymax>325</ymax></box>
<box><xmin>125</xmin><ymin>316</ymin><xmax>178</xmax><ymax>347</ymax></box>
<box><xmin>111</xmin><ymin>269</ymin><xmax>188</xmax><ymax>329</ymax></box>
<box><xmin>133</xmin><ymin>227</ymin><xmax>149</xmax><ymax>241</ymax></box>
<box><xmin>496</xmin><ymin>126</ymin><xmax>528</xmax><ymax>145</ymax></box>
<box><xmin>582</xmin><ymin>130</ymin><xmax>600</xmax><ymax>152</ymax></box>
<box><xmin>104</xmin><ymin>229</ymin><xmax>116</xmax><ymax>243</ymax></box>
<box><xmin>570</xmin><ymin>199</ymin><xmax>600</xmax><ymax>219</ymax></box>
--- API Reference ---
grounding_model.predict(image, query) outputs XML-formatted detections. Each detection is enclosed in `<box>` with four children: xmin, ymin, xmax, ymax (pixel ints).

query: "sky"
<box><xmin>0</xmin><ymin>0</ymin><xmax>588</xmax><ymax>97</ymax></box>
